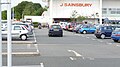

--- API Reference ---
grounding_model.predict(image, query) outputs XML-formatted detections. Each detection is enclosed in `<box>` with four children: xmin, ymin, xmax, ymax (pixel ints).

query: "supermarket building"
<box><xmin>42</xmin><ymin>0</ymin><xmax>120</xmax><ymax>24</ymax></box>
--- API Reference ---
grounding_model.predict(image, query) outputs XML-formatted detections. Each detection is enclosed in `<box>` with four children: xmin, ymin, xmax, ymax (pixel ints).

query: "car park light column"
<box><xmin>7</xmin><ymin>0</ymin><xmax>12</xmax><ymax>67</ymax></box>
<box><xmin>0</xmin><ymin>0</ymin><xmax>2</xmax><ymax>67</ymax></box>
<box><xmin>99</xmin><ymin>0</ymin><xmax>102</xmax><ymax>24</ymax></box>
<box><xmin>50</xmin><ymin>0</ymin><xmax>53</xmax><ymax>24</ymax></box>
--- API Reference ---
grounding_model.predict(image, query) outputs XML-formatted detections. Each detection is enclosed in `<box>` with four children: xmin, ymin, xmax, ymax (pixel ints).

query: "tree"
<box><xmin>2</xmin><ymin>1</ymin><xmax>47</xmax><ymax>20</ymax></box>
<box><xmin>23</xmin><ymin>3</ymin><xmax>46</xmax><ymax>16</ymax></box>
<box><xmin>77</xmin><ymin>16</ymin><xmax>87</xmax><ymax>22</ymax></box>
<box><xmin>2</xmin><ymin>10</ymin><xmax>7</xmax><ymax>20</ymax></box>
<box><xmin>14</xmin><ymin>1</ymin><xmax>31</xmax><ymax>20</ymax></box>
<box><xmin>70</xmin><ymin>10</ymin><xmax>78</xmax><ymax>22</ymax></box>
<box><xmin>23</xmin><ymin>3</ymin><xmax>35</xmax><ymax>15</ymax></box>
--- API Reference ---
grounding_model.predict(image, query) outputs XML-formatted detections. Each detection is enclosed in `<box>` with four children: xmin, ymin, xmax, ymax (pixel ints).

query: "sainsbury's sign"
<box><xmin>60</xmin><ymin>3</ymin><xmax>92</xmax><ymax>7</ymax></box>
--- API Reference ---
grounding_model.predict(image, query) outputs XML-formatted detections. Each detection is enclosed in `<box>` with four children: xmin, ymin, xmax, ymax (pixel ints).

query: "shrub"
<box><xmin>33</xmin><ymin>22</ymin><xmax>38</xmax><ymax>27</ymax></box>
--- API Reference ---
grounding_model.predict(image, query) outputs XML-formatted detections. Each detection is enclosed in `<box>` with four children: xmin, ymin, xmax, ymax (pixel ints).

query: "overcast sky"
<box><xmin>1</xmin><ymin>0</ymin><xmax>47</xmax><ymax>10</ymax></box>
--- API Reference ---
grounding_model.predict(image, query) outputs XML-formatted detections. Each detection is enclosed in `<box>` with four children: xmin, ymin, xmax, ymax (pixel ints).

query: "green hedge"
<box><xmin>33</xmin><ymin>22</ymin><xmax>39</xmax><ymax>27</ymax></box>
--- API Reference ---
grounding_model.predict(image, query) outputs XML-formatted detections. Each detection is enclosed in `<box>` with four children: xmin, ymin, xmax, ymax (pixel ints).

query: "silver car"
<box><xmin>12</xmin><ymin>23</ymin><xmax>33</xmax><ymax>35</ymax></box>
<box><xmin>2</xmin><ymin>25</ymin><xmax>29</xmax><ymax>40</ymax></box>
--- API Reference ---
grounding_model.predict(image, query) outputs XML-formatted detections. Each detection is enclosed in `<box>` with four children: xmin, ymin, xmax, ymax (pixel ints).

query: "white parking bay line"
<box><xmin>40</xmin><ymin>63</ymin><xmax>44</xmax><ymax>67</ymax></box>
<box><xmin>34</xmin><ymin>44</ymin><xmax>39</xmax><ymax>53</ymax></box>
<box><xmin>69</xmin><ymin>57</ymin><xmax>76</xmax><ymax>60</ymax></box>
<box><xmin>97</xmin><ymin>40</ymin><xmax>103</xmax><ymax>42</ymax></box>
<box><xmin>27</xmin><ymin>44</ymin><xmax>31</xmax><ymax>48</ymax></box>
<box><xmin>74</xmin><ymin>34</ymin><xmax>80</xmax><ymax>36</ymax></box>
<box><xmin>86</xmin><ymin>37</ymin><xmax>90</xmax><ymax>38</ymax></box>
<box><xmin>33</xmin><ymin>30</ymin><xmax>37</xmax><ymax>43</ymax></box>
<box><xmin>107</xmin><ymin>43</ymin><xmax>113</xmax><ymax>45</ymax></box>
<box><xmin>116</xmin><ymin>45</ymin><xmax>120</xmax><ymax>47</ymax></box>
<box><xmin>68</xmin><ymin>50</ymin><xmax>82</xmax><ymax>57</ymax></box>
<box><xmin>92</xmin><ymin>38</ymin><xmax>96</xmax><ymax>40</ymax></box>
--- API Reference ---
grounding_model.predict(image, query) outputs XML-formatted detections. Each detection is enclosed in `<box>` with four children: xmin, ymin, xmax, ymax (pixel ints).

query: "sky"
<box><xmin>1</xmin><ymin>0</ymin><xmax>47</xmax><ymax>11</ymax></box>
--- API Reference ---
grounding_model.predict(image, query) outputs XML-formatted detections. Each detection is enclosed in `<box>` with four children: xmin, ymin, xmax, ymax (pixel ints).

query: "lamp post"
<box><xmin>50</xmin><ymin>0</ymin><xmax>53</xmax><ymax>24</ymax></box>
<box><xmin>12</xmin><ymin>7</ymin><xmax>14</xmax><ymax>21</ymax></box>
<box><xmin>0</xmin><ymin>0</ymin><xmax>2</xmax><ymax>67</ymax></box>
<box><xmin>100</xmin><ymin>0</ymin><xmax>102</xmax><ymax>24</ymax></box>
<box><xmin>7</xmin><ymin>0</ymin><xmax>12</xmax><ymax>67</ymax></box>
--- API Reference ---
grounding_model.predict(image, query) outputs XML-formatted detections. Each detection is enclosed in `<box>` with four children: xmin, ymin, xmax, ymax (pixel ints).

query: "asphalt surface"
<box><xmin>2</xmin><ymin>28</ymin><xmax>120</xmax><ymax>67</ymax></box>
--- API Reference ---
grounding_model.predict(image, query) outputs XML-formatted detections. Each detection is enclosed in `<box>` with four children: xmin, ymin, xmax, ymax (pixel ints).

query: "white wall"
<box><xmin>24</xmin><ymin>16</ymin><xmax>50</xmax><ymax>23</ymax></box>
<box><xmin>51</xmin><ymin>0</ymin><xmax>100</xmax><ymax>18</ymax></box>
<box><xmin>103</xmin><ymin>0</ymin><xmax>120</xmax><ymax>8</ymax></box>
<box><xmin>103</xmin><ymin>0</ymin><xmax>120</xmax><ymax>20</ymax></box>
<box><xmin>43</xmin><ymin>0</ymin><xmax>120</xmax><ymax>21</ymax></box>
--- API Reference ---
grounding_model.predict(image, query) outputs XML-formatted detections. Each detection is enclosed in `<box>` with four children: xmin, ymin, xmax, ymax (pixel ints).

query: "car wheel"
<box><xmin>96</xmin><ymin>36</ymin><xmax>100</xmax><ymax>39</ymax></box>
<box><xmin>113</xmin><ymin>40</ymin><xmax>118</xmax><ymax>42</ymax></box>
<box><xmin>101</xmin><ymin>34</ymin><xmax>105</xmax><ymax>39</ymax></box>
<box><xmin>83</xmin><ymin>30</ymin><xmax>87</xmax><ymax>34</ymax></box>
<box><xmin>20</xmin><ymin>35</ymin><xmax>27</xmax><ymax>40</ymax></box>
<box><xmin>78</xmin><ymin>30</ymin><xmax>81</xmax><ymax>34</ymax></box>
<box><xmin>60</xmin><ymin>35</ymin><xmax>63</xmax><ymax>37</ymax></box>
<box><xmin>48</xmin><ymin>35</ymin><xmax>50</xmax><ymax>37</ymax></box>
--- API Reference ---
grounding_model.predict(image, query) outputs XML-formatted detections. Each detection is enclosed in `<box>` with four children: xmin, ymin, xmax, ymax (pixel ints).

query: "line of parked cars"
<box><xmin>58</xmin><ymin>21</ymin><xmax>120</xmax><ymax>42</ymax></box>
<box><xmin>1</xmin><ymin>21</ymin><xmax>34</xmax><ymax>40</ymax></box>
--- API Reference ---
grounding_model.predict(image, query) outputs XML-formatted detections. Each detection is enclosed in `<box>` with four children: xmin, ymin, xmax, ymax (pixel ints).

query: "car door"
<box><xmin>104</xmin><ymin>26</ymin><xmax>112</xmax><ymax>37</ymax></box>
<box><xmin>89</xmin><ymin>27</ymin><xmax>96</xmax><ymax>33</ymax></box>
<box><xmin>81</xmin><ymin>25</ymin><xmax>89</xmax><ymax>33</ymax></box>
<box><xmin>12</xmin><ymin>26</ymin><xmax>22</xmax><ymax>38</ymax></box>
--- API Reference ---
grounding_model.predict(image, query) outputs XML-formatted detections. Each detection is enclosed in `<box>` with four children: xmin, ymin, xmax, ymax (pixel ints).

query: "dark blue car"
<box><xmin>94</xmin><ymin>26</ymin><xmax>114</xmax><ymax>39</ymax></box>
<box><xmin>48</xmin><ymin>25</ymin><xmax>63</xmax><ymax>37</ymax></box>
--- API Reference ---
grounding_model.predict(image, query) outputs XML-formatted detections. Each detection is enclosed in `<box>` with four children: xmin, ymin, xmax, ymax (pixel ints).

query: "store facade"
<box><xmin>42</xmin><ymin>0</ymin><xmax>120</xmax><ymax>24</ymax></box>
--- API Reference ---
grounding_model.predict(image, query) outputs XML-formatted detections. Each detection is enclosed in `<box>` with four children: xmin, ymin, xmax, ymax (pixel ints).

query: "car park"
<box><xmin>111</xmin><ymin>28</ymin><xmax>120</xmax><ymax>42</ymax></box>
<box><xmin>94</xmin><ymin>26</ymin><xmax>114</xmax><ymax>39</ymax></box>
<box><xmin>77</xmin><ymin>24</ymin><xmax>96</xmax><ymax>34</ymax></box>
<box><xmin>2</xmin><ymin>25</ymin><xmax>29</xmax><ymax>40</ymax></box>
<box><xmin>48</xmin><ymin>25</ymin><xmax>63</xmax><ymax>37</ymax></box>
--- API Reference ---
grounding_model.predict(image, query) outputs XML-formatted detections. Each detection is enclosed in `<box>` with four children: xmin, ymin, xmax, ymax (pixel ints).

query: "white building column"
<box><xmin>0</xmin><ymin>0</ymin><xmax>2</xmax><ymax>66</ymax></box>
<box><xmin>50</xmin><ymin>0</ymin><xmax>53</xmax><ymax>25</ymax></box>
<box><xmin>7</xmin><ymin>0</ymin><xmax>12</xmax><ymax>67</ymax></box>
<box><xmin>99</xmin><ymin>0</ymin><xmax>103</xmax><ymax>24</ymax></box>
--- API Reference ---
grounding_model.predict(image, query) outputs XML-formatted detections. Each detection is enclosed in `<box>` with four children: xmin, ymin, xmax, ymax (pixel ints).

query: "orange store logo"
<box><xmin>60</xmin><ymin>3</ymin><xmax>92</xmax><ymax>7</ymax></box>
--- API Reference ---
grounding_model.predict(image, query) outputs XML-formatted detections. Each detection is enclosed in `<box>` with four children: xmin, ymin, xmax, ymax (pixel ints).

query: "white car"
<box><xmin>12</xmin><ymin>22</ymin><xmax>33</xmax><ymax>35</ymax></box>
<box><xmin>2</xmin><ymin>25</ymin><xmax>29</xmax><ymax>40</ymax></box>
<box><xmin>59</xmin><ymin>22</ymin><xmax>68</xmax><ymax>29</ymax></box>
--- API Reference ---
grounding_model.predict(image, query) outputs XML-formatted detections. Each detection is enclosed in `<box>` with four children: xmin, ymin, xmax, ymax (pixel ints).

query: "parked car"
<box><xmin>38</xmin><ymin>23</ymin><xmax>42</xmax><ymax>29</ymax></box>
<box><xmin>2</xmin><ymin>25</ymin><xmax>29</xmax><ymax>40</ymax></box>
<box><xmin>48</xmin><ymin>25</ymin><xmax>63</xmax><ymax>37</ymax></box>
<box><xmin>21</xmin><ymin>21</ymin><xmax>34</xmax><ymax>30</ymax></box>
<box><xmin>74</xmin><ymin>24</ymin><xmax>82</xmax><ymax>33</ymax></box>
<box><xmin>94</xmin><ymin>26</ymin><xmax>115</xmax><ymax>39</ymax></box>
<box><xmin>77</xmin><ymin>24</ymin><xmax>96</xmax><ymax>34</ymax></box>
<box><xmin>12</xmin><ymin>22</ymin><xmax>33</xmax><ymax>35</ymax></box>
<box><xmin>94</xmin><ymin>24</ymin><xmax>103</xmax><ymax>29</ymax></box>
<box><xmin>59</xmin><ymin>21</ymin><xmax>68</xmax><ymax>30</ymax></box>
<box><xmin>111</xmin><ymin>28</ymin><xmax>120</xmax><ymax>42</ymax></box>
<box><xmin>67</xmin><ymin>22</ymin><xmax>76</xmax><ymax>31</ymax></box>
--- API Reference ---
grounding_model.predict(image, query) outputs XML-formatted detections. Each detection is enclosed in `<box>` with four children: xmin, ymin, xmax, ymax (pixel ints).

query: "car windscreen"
<box><xmin>82</xmin><ymin>25</ymin><xmax>90</xmax><ymax>28</ymax></box>
<box><xmin>114</xmin><ymin>28</ymin><xmax>120</xmax><ymax>32</ymax></box>
<box><xmin>51</xmin><ymin>25</ymin><xmax>61</xmax><ymax>29</ymax></box>
<box><xmin>104</xmin><ymin>26</ymin><xmax>113</xmax><ymax>30</ymax></box>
